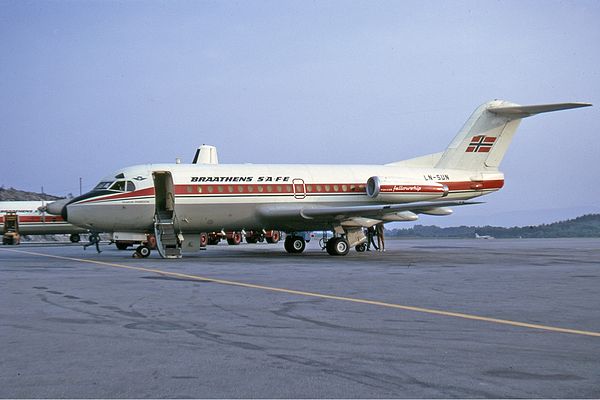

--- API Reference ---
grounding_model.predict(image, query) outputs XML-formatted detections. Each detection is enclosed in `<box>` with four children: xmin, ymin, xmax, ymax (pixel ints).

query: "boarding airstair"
<box><xmin>154</xmin><ymin>210</ymin><xmax>182</xmax><ymax>259</ymax></box>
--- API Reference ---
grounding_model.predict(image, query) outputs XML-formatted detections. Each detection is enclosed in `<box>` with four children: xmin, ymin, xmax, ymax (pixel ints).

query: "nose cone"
<box><xmin>45</xmin><ymin>198</ymin><xmax>71</xmax><ymax>220</ymax></box>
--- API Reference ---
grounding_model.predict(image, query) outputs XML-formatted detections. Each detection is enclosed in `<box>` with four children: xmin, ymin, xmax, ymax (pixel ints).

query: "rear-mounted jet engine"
<box><xmin>366</xmin><ymin>176</ymin><xmax>448</xmax><ymax>202</ymax></box>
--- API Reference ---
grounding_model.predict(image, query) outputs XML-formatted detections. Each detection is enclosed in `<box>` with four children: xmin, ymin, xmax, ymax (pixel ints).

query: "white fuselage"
<box><xmin>64</xmin><ymin>163</ymin><xmax>503</xmax><ymax>233</ymax></box>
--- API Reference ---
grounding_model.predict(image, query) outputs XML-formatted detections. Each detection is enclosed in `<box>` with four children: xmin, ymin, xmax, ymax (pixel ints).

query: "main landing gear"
<box><xmin>316</xmin><ymin>227</ymin><xmax>367</xmax><ymax>256</ymax></box>
<box><xmin>283</xmin><ymin>233</ymin><xmax>351</xmax><ymax>256</ymax></box>
<box><xmin>325</xmin><ymin>237</ymin><xmax>350</xmax><ymax>256</ymax></box>
<box><xmin>284</xmin><ymin>235</ymin><xmax>306</xmax><ymax>254</ymax></box>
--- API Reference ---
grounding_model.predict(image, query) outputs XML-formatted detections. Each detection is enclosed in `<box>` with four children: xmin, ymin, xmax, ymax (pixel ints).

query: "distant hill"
<box><xmin>0</xmin><ymin>187</ymin><xmax>64</xmax><ymax>201</ymax></box>
<box><xmin>388</xmin><ymin>214</ymin><xmax>600</xmax><ymax>238</ymax></box>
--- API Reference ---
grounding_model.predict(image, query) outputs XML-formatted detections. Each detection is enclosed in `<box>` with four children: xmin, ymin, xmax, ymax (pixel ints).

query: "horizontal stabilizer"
<box><xmin>487</xmin><ymin>102</ymin><xmax>591</xmax><ymax>118</ymax></box>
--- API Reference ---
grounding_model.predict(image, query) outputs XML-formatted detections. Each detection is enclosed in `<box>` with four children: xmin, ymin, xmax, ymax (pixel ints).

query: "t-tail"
<box><xmin>434</xmin><ymin>100</ymin><xmax>591</xmax><ymax>171</ymax></box>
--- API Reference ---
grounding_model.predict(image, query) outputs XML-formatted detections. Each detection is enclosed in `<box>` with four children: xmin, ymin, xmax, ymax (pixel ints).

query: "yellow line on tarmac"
<box><xmin>3</xmin><ymin>247</ymin><xmax>600</xmax><ymax>338</ymax></box>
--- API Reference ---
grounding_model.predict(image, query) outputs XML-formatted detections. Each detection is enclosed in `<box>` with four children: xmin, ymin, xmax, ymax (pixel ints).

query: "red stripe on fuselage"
<box><xmin>73</xmin><ymin>179</ymin><xmax>505</xmax><ymax>204</ymax></box>
<box><xmin>445</xmin><ymin>179</ymin><xmax>504</xmax><ymax>191</ymax></box>
<box><xmin>75</xmin><ymin>187</ymin><xmax>155</xmax><ymax>204</ymax></box>
<box><xmin>174</xmin><ymin>183</ymin><xmax>367</xmax><ymax>196</ymax></box>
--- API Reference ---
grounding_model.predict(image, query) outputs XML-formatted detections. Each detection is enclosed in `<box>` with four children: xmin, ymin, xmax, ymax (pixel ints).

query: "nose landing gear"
<box><xmin>134</xmin><ymin>244</ymin><xmax>151</xmax><ymax>258</ymax></box>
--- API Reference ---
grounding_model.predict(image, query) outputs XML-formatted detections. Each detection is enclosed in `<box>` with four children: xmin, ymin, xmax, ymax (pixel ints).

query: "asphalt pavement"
<box><xmin>1</xmin><ymin>238</ymin><xmax>599</xmax><ymax>398</ymax></box>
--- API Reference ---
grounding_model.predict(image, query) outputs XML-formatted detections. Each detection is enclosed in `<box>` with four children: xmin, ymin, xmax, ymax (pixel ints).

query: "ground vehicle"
<box><xmin>2</xmin><ymin>212</ymin><xmax>21</xmax><ymax>245</ymax></box>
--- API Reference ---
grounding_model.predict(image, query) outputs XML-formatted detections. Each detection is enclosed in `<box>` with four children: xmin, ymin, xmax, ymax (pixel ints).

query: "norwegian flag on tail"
<box><xmin>466</xmin><ymin>135</ymin><xmax>496</xmax><ymax>153</ymax></box>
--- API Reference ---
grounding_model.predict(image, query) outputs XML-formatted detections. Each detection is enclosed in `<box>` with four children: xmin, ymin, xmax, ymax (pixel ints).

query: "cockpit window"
<box><xmin>94</xmin><ymin>180</ymin><xmax>135</xmax><ymax>192</ymax></box>
<box><xmin>94</xmin><ymin>181</ymin><xmax>113</xmax><ymax>190</ymax></box>
<box><xmin>110</xmin><ymin>181</ymin><xmax>126</xmax><ymax>191</ymax></box>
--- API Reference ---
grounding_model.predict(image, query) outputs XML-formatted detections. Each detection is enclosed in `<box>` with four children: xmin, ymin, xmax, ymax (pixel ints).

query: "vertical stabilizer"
<box><xmin>434</xmin><ymin>100</ymin><xmax>591</xmax><ymax>170</ymax></box>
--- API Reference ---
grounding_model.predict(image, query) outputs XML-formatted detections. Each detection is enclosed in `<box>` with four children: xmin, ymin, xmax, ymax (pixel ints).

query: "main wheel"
<box><xmin>135</xmin><ymin>245</ymin><xmax>151</xmax><ymax>258</ymax></box>
<box><xmin>284</xmin><ymin>236</ymin><xmax>305</xmax><ymax>254</ymax></box>
<box><xmin>69</xmin><ymin>233</ymin><xmax>81</xmax><ymax>243</ymax></box>
<box><xmin>327</xmin><ymin>237</ymin><xmax>349</xmax><ymax>256</ymax></box>
<box><xmin>115</xmin><ymin>241</ymin><xmax>129</xmax><ymax>250</ymax></box>
<box><xmin>355</xmin><ymin>242</ymin><xmax>367</xmax><ymax>252</ymax></box>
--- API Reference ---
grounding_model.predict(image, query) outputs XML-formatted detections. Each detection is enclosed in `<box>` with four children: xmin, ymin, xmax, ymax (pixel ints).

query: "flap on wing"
<box><xmin>341</xmin><ymin>217</ymin><xmax>382</xmax><ymax>228</ymax></box>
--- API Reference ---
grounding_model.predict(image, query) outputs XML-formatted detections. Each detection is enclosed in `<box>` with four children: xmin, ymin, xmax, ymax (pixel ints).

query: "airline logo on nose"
<box><xmin>466</xmin><ymin>135</ymin><xmax>496</xmax><ymax>152</ymax></box>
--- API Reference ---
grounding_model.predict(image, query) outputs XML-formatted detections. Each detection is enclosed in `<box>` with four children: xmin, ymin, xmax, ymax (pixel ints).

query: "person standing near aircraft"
<box><xmin>366</xmin><ymin>226</ymin><xmax>378</xmax><ymax>251</ymax></box>
<box><xmin>83</xmin><ymin>233</ymin><xmax>102</xmax><ymax>253</ymax></box>
<box><xmin>376</xmin><ymin>223</ymin><xmax>385</xmax><ymax>252</ymax></box>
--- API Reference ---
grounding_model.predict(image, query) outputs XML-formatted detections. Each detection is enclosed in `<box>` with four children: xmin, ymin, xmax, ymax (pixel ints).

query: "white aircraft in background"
<box><xmin>0</xmin><ymin>201</ymin><xmax>86</xmax><ymax>242</ymax></box>
<box><xmin>475</xmin><ymin>233</ymin><xmax>494</xmax><ymax>240</ymax></box>
<box><xmin>47</xmin><ymin>100</ymin><xmax>590</xmax><ymax>258</ymax></box>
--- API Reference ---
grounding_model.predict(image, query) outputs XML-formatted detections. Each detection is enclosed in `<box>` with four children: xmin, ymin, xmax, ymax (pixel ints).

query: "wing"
<box><xmin>258</xmin><ymin>200</ymin><xmax>482</xmax><ymax>228</ymax></box>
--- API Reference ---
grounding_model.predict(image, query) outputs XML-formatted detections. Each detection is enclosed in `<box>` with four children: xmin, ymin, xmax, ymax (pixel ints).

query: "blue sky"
<box><xmin>1</xmin><ymin>0</ymin><xmax>598</xmax><ymax>226</ymax></box>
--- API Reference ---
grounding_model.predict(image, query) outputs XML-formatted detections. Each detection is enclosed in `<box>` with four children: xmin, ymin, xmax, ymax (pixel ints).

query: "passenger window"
<box><xmin>127</xmin><ymin>181</ymin><xmax>136</xmax><ymax>192</ymax></box>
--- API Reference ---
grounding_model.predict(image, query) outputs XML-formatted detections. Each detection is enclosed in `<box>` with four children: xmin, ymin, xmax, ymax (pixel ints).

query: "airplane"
<box><xmin>46</xmin><ymin>100</ymin><xmax>591</xmax><ymax>258</ymax></box>
<box><xmin>0</xmin><ymin>201</ymin><xmax>87</xmax><ymax>243</ymax></box>
<box><xmin>475</xmin><ymin>232</ymin><xmax>494</xmax><ymax>239</ymax></box>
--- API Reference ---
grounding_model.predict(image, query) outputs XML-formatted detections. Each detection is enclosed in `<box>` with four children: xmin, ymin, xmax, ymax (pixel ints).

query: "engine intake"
<box><xmin>366</xmin><ymin>176</ymin><xmax>448</xmax><ymax>201</ymax></box>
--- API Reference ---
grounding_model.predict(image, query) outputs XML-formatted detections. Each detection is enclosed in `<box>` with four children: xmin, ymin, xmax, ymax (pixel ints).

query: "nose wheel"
<box><xmin>134</xmin><ymin>245</ymin><xmax>151</xmax><ymax>258</ymax></box>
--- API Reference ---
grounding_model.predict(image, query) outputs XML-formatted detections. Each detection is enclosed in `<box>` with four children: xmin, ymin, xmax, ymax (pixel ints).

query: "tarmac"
<box><xmin>1</xmin><ymin>238</ymin><xmax>599</xmax><ymax>398</ymax></box>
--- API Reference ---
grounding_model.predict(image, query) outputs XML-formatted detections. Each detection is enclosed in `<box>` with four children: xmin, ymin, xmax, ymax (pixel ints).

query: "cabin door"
<box><xmin>152</xmin><ymin>171</ymin><xmax>175</xmax><ymax>219</ymax></box>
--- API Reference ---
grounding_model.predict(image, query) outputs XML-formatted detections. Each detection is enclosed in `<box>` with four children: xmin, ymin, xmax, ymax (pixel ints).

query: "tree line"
<box><xmin>386</xmin><ymin>214</ymin><xmax>600</xmax><ymax>238</ymax></box>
